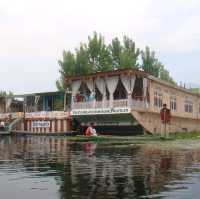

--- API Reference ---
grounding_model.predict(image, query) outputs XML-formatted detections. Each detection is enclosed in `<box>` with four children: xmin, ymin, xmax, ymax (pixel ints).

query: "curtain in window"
<box><xmin>95</xmin><ymin>78</ymin><xmax>105</xmax><ymax>96</ymax></box>
<box><xmin>143</xmin><ymin>78</ymin><xmax>148</xmax><ymax>100</ymax></box>
<box><xmin>34</xmin><ymin>96</ymin><xmax>40</xmax><ymax>105</ymax></box>
<box><xmin>6</xmin><ymin>97</ymin><xmax>12</xmax><ymax>112</ymax></box>
<box><xmin>71</xmin><ymin>80</ymin><xmax>81</xmax><ymax>108</ymax></box>
<box><xmin>106</xmin><ymin>76</ymin><xmax>119</xmax><ymax>107</ymax></box>
<box><xmin>72</xmin><ymin>80</ymin><xmax>81</xmax><ymax>96</ymax></box>
<box><xmin>86</xmin><ymin>79</ymin><xmax>94</xmax><ymax>93</ymax></box>
<box><xmin>131</xmin><ymin>76</ymin><xmax>136</xmax><ymax>94</ymax></box>
<box><xmin>120</xmin><ymin>75</ymin><xmax>136</xmax><ymax>106</ymax></box>
<box><xmin>95</xmin><ymin>78</ymin><xmax>106</xmax><ymax>107</ymax></box>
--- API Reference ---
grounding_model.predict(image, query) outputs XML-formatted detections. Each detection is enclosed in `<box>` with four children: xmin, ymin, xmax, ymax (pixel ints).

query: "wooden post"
<box><xmin>51</xmin><ymin>96</ymin><xmax>54</xmax><ymax>111</ymax></box>
<box><xmin>64</xmin><ymin>92</ymin><xmax>67</xmax><ymax>112</ymax></box>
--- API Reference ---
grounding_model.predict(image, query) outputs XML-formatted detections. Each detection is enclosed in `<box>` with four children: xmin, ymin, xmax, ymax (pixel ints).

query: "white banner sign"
<box><xmin>32</xmin><ymin>121</ymin><xmax>50</xmax><ymax>128</ymax></box>
<box><xmin>71</xmin><ymin>107</ymin><xmax>131</xmax><ymax>116</ymax></box>
<box><xmin>26</xmin><ymin>111</ymin><xmax>67</xmax><ymax>119</ymax></box>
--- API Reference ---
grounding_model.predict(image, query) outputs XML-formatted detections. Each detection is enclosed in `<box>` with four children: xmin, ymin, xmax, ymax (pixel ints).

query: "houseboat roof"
<box><xmin>66</xmin><ymin>68</ymin><xmax>200</xmax><ymax>97</ymax></box>
<box><xmin>65</xmin><ymin>68</ymin><xmax>148</xmax><ymax>82</ymax></box>
<box><xmin>0</xmin><ymin>91</ymin><xmax>67</xmax><ymax>99</ymax></box>
<box><xmin>149</xmin><ymin>75</ymin><xmax>200</xmax><ymax>97</ymax></box>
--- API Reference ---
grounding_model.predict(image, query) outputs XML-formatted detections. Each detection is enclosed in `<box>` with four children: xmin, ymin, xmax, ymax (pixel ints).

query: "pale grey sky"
<box><xmin>1</xmin><ymin>0</ymin><xmax>200</xmax><ymax>94</ymax></box>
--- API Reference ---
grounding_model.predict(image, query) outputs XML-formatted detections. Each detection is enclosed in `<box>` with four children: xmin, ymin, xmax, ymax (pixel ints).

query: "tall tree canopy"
<box><xmin>141</xmin><ymin>47</ymin><xmax>175</xmax><ymax>84</ymax></box>
<box><xmin>56</xmin><ymin>32</ymin><xmax>175</xmax><ymax>90</ymax></box>
<box><xmin>109</xmin><ymin>36</ymin><xmax>140</xmax><ymax>69</ymax></box>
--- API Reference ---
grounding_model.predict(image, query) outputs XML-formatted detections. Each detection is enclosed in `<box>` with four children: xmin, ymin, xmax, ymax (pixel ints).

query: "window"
<box><xmin>154</xmin><ymin>90</ymin><xmax>163</xmax><ymax>108</ymax></box>
<box><xmin>170</xmin><ymin>96</ymin><xmax>177</xmax><ymax>111</ymax></box>
<box><xmin>184</xmin><ymin>98</ymin><xmax>193</xmax><ymax>113</ymax></box>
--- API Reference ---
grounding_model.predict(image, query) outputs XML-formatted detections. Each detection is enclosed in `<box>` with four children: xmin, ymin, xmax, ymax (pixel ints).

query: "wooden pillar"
<box><xmin>63</xmin><ymin>119</ymin><xmax>67</xmax><ymax>132</ymax></box>
<box><xmin>67</xmin><ymin>118</ymin><xmax>72</xmax><ymax>131</ymax></box>
<box><xmin>60</xmin><ymin>120</ymin><xmax>64</xmax><ymax>132</ymax></box>
<box><xmin>26</xmin><ymin>120</ymin><xmax>29</xmax><ymax>131</ymax></box>
<box><xmin>64</xmin><ymin>92</ymin><xmax>67</xmax><ymax>112</ymax></box>
<box><xmin>51</xmin><ymin>120</ymin><xmax>55</xmax><ymax>133</ymax></box>
<box><xmin>49</xmin><ymin>120</ymin><xmax>52</xmax><ymax>132</ymax></box>
<box><xmin>31</xmin><ymin>121</ymin><xmax>34</xmax><ymax>132</ymax></box>
<box><xmin>57</xmin><ymin>120</ymin><xmax>61</xmax><ymax>132</ymax></box>
<box><xmin>46</xmin><ymin>126</ymin><xmax>50</xmax><ymax>133</ymax></box>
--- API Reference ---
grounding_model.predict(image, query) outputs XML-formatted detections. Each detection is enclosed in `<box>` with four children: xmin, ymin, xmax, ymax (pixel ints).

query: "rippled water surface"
<box><xmin>0</xmin><ymin>136</ymin><xmax>200</xmax><ymax>199</ymax></box>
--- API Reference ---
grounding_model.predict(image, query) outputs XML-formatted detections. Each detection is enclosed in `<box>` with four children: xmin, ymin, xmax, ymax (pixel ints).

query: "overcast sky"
<box><xmin>1</xmin><ymin>0</ymin><xmax>200</xmax><ymax>94</ymax></box>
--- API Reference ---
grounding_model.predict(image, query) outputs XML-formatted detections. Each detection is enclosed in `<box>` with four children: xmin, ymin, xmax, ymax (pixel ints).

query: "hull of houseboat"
<box><xmin>72</xmin><ymin>112</ymin><xmax>144</xmax><ymax>135</ymax></box>
<box><xmin>0</xmin><ymin>111</ymin><xmax>73</xmax><ymax>135</ymax></box>
<box><xmin>132</xmin><ymin>110</ymin><xmax>200</xmax><ymax>135</ymax></box>
<box><xmin>20</xmin><ymin>111</ymin><xmax>72</xmax><ymax>134</ymax></box>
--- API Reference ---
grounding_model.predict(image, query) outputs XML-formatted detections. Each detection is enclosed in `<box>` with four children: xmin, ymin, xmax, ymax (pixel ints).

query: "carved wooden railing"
<box><xmin>72</xmin><ymin>99</ymin><xmax>146</xmax><ymax>110</ymax></box>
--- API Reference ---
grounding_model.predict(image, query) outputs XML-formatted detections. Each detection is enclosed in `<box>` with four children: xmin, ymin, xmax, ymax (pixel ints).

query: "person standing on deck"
<box><xmin>160</xmin><ymin>104</ymin><xmax>171</xmax><ymax>138</ymax></box>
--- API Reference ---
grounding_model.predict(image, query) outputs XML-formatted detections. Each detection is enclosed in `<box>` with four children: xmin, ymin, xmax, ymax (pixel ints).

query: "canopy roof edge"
<box><xmin>65</xmin><ymin>68</ymin><xmax>148</xmax><ymax>82</ymax></box>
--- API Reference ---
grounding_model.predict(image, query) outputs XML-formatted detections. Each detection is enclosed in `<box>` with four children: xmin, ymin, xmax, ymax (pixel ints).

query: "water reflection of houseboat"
<box><xmin>68</xmin><ymin>69</ymin><xmax>200</xmax><ymax>135</ymax></box>
<box><xmin>1</xmin><ymin>136</ymin><xmax>198</xmax><ymax>198</ymax></box>
<box><xmin>0</xmin><ymin>91</ymin><xmax>72</xmax><ymax>134</ymax></box>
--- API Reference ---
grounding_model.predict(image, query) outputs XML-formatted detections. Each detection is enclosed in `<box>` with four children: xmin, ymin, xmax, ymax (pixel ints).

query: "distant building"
<box><xmin>0</xmin><ymin>91</ymin><xmax>71</xmax><ymax>134</ymax></box>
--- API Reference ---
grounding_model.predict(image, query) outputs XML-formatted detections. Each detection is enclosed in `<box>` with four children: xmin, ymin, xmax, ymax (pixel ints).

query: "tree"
<box><xmin>56</xmin><ymin>33</ymin><xmax>175</xmax><ymax>90</ymax></box>
<box><xmin>141</xmin><ymin>46</ymin><xmax>175</xmax><ymax>84</ymax></box>
<box><xmin>109</xmin><ymin>36</ymin><xmax>140</xmax><ymax>69</ymax></box>
<box><xmin>120</xmin><ymin>36</ymin><xmax>140</xmax><ymax>68</ymax></box>
<box><xmin>87</xmin><ymin>32</ymin><xmax>112</xmax><ymax>72</ymax></box>
<box><xmin>75</xmin><ymin>44</ymin><xmax>91</xmax><ymax>75</ymax></box>
<box><xmin>159</xmin><ymin>64</ymin><xmax>176</xmax><ymax>85</ymax></box>
<box><xmin>109</xmin><ymin>37</ymin><xmax>122</xmax><ymax>69</ymax></box>
<box><xmin>56</xmin><ymin>51</ymin><xmax>76</xmax><ymax>90</ymax></box>
<box><xmin>141</xmin><ymin>47</ymin><xmax>160</xmax><ymax>77</ymax></box>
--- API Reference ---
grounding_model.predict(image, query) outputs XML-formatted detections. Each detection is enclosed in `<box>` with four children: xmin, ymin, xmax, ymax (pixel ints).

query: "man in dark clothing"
<box><xmin>160</xmin><ymin>104</ymin><xmax>171</xmax><ymax>138</ymax></box>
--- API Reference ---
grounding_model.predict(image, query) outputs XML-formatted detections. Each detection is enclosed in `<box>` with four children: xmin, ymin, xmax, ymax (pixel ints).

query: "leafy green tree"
<box><xmin>109</xmin><ymin>36</ymin><xmax>140</xmax><ymax>69</ymax></box>
<box><xmin>87</xmin><ymin>32</ymin><xmax>112</xmax><ymax>72</ymax></box>
<box><xmin>159</xmin><ymin>64</ymin><xmax>176</xmax><ymax>84</ymax></box>
<box><xmin>109</xmin><ymin>37</ymin><xmax>122</xmax><ymax>69</ymax></box>
<box><xmin>56</xmin><ymin>33</ymin><xmax>175</xmax><ymax>90</ymax></box>
<box><xmin>56</xmin><ymin>51</ymin><xmax>76</xmax><ymax>90</ymax></box>
<box><xmin>75</xmin><ymin>44</ymin><xmax>91</xmax><ymax>75</ymax></box>
<box><xmin>120</xmin><ymin>36</ymin><xmax>140</xmax><ymax>68</ymax></box>
<box><xmin>141</xmin><ymin>47</ymin><xmax>160</xmax><ymax>77</ymax></box>
<box><xmin>58</xmin><ymin>51</ymin><xmax>76</xmax><ymax>76</ymax></box>
<box><xmin>141</xmin><ymin>46</ymin><xmax>175</xmax><ymax>84</ymax></box>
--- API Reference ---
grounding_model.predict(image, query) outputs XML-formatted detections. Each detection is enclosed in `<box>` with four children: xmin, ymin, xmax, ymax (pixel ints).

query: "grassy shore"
<box><xmin>65</xmin><ymin>132</ymin><xmax>200</xmax><ymax>148</ymax></box>
<box><xmin>173</xmin><ymin>132</ymin><xmax>200</xmax><ymax>139</ymax></box>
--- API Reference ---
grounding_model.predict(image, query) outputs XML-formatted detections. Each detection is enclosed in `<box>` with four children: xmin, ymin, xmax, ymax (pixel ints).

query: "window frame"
<box><xmin>184</xmin><ymin>98</ymin><xmax>193</xmax><ymax>113</ymax></box>
<box><xmin>170</xmin><ymin>96</ymin><xmax>177</xmax><ymax>111</ymax></box>
<box><xmin>154</xmin><ymin>90</ymin><xmax>163</xmax><ymax>108</ymax></box>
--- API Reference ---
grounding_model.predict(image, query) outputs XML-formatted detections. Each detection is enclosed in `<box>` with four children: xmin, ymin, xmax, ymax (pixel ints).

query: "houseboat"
<box><xmin>0</xmin><ymin>91</ymin><xmax>72</xmax><ymax>134</ymax></box>
<box><xmin>67</xmin><ymin>69</ymin><xmax>200</xmax><ymax>135</ymax></box>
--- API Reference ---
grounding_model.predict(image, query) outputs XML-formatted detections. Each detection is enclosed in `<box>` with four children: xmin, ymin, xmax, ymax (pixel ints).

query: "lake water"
<box><xmin>0</xmin><ymin>136</ymin><xmax>200</xmax><ymax>199</ymax></box>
